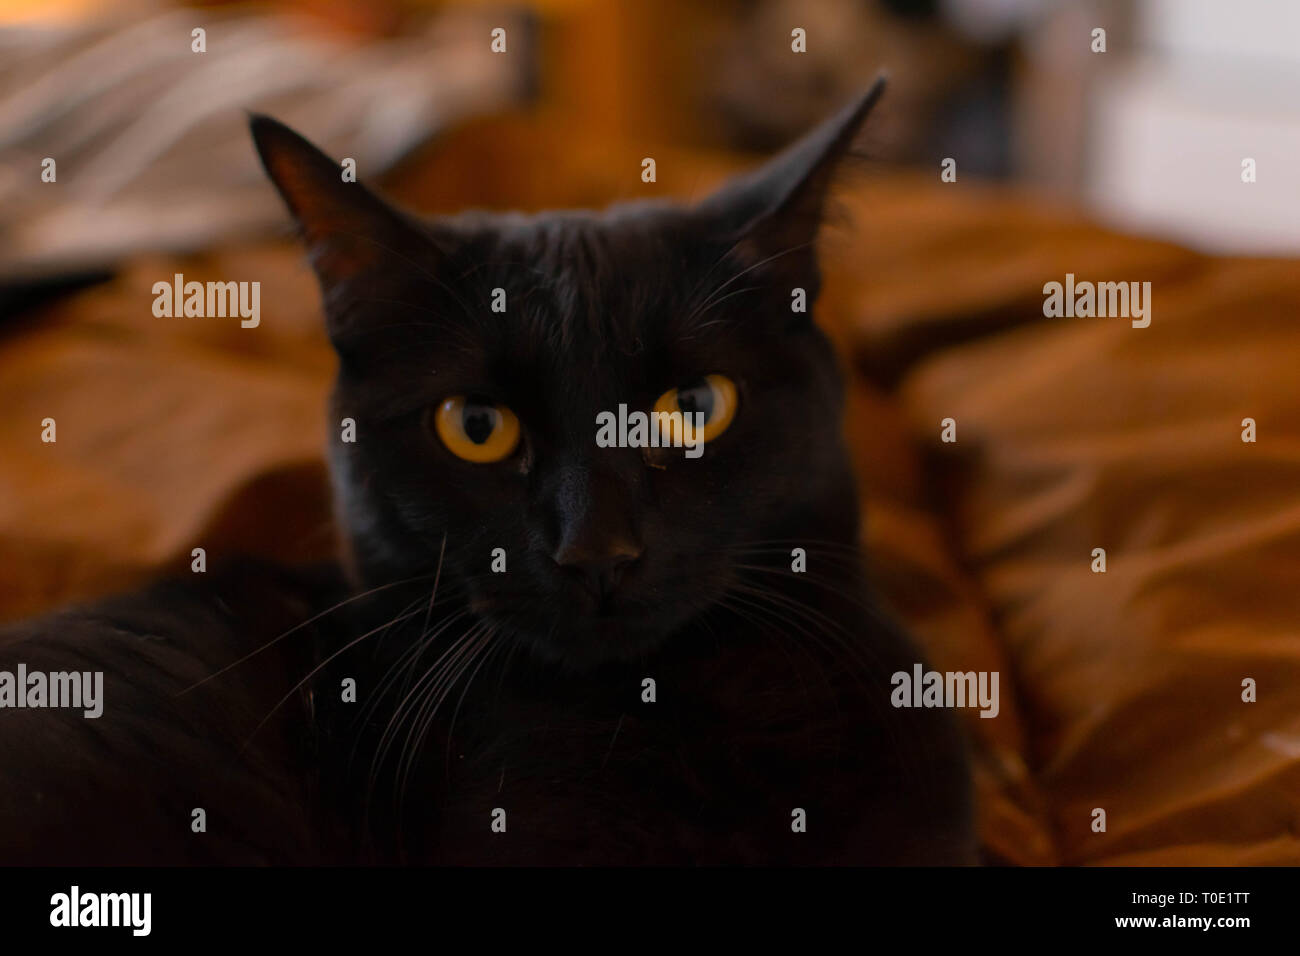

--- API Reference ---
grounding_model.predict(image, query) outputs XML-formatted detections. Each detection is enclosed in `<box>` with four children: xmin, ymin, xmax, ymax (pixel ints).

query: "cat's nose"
<box><xmin>552</xmin><ymin>537</ymin><xmax>643</xmax><ymax>599</ymax></box>
<box><xmin>545</xmin><ymin>462</ymin><xmax>643</xmax><ymax>598</ymax></box>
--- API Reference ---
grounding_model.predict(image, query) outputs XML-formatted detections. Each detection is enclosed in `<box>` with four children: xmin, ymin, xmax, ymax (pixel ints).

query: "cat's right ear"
<box><xmin>249</xmin><ymin>115</ymin><xmax>435</xmax><ymax>347</ymax></box>
<box><xmin>692</xmin><ymin>77</ymin><xmax>886</xmax><ymax>301</ymax></box>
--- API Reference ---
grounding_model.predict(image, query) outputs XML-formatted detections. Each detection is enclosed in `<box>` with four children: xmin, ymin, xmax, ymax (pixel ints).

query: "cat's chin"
<box><xmin>482</xmin><ymin>605</ymin><xmax>686</xmax><ymax>672</ymax></box>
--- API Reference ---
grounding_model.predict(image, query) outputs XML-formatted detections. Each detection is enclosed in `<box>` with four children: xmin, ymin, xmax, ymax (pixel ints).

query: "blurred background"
<box><xmin>4</xmin><ymin>0</ymin><xmax>1300</xmax><ymax>308</ymax></box>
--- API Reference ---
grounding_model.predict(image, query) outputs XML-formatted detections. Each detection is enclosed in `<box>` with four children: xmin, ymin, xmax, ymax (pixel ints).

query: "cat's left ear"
<box><xmin>250</xmin><ymin>115</ymin><xmax>438</xmax><ymax>347</ymax></box>
<box><xmin>695</xmin><ymin>75</ymin><xmax>887</xmax><ymax>295</ymax></box>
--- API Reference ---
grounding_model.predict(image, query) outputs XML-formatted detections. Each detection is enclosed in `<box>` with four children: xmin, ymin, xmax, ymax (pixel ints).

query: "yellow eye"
<box><xmin>653</xmin><ymin>374</ymin><xmax>738</xmax><ymax>445</ymax></box>
<box><xmin>433</xmin><ymin>395</ymin><xmax>521</xmax><ymax>463</ymax></box>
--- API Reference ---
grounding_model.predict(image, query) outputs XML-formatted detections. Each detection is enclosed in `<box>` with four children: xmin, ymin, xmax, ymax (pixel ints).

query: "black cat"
<box><xmin>0</xmin><ymin>78</ymin><xmax>976</xmax><ymax>864</ymax></box>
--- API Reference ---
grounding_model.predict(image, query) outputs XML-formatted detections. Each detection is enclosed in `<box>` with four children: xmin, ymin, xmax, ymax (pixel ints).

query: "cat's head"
<box><xmin>251</xmin><ymin>79</ymin><xmax>884</xmax><ymax>670</ymax></box>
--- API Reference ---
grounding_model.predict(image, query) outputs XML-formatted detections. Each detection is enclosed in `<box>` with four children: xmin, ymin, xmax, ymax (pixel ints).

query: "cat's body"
<box><xmin>0</xmin><ymin>561</ymin><xmax>335</xmax><ymax>864</ymax></box>
<box><xmin>0</xmin><ymin>556</ymin><xmax>972</xmax><ymax>865</ymax></box>
<box><xmin>0</xmin><ymin>78</ymin><xmax>977</xmax><ymax>864</ymax></box>
<box><xmin>334</xmin><ymin>538</ymin><xmax>973</xmax><ymax>866</ymax></box>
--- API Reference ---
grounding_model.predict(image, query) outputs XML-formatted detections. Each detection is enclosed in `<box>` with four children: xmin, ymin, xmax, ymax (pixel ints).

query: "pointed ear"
<box><xmin>696</xmin><ymin>75</ymin><xmax>887</xmax><ymax>295</ymax></box>
<box><xmin>249</xmin><ymin>115</ymin><xmax>437</xmax><ymax>347</ymax></box>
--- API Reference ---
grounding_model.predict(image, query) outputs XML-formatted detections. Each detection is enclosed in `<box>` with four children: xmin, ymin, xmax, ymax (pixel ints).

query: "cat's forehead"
<box><xmin>448</xmin><ymin>205</ymin><xmax>718</xmax><ymax>352</ymax></box>
<box><xmin>455</xmin><ymin>203</ymin><xmax>705</xmax><ymax>287</ymax></box>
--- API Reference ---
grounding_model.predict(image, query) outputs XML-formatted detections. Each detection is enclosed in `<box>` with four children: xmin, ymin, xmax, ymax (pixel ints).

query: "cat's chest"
<box><xmin>409</xmin><ymin>649</ymin><xmax>878</xmax><ymax>864</ymax></box>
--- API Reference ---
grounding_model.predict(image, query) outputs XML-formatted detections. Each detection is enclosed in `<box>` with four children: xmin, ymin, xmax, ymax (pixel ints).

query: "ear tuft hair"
<box><xmin>695</xmin><ymin>74</ymin><xmax>888</xmax><ymax>292</ymax></box>
<box><xmin>249</xmin><ymin>114</ymin><xmax>442</xmax><ymax>349</ymax></box>
<box><xmin>250</xmin><ymin>114</ymin><xmax>431</xmax><ymax>287</ymax></box>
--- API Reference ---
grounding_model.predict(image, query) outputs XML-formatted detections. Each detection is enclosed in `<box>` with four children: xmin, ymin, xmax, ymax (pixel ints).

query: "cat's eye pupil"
<box><xmin>462</xmin><ymin>403</ymin><xmax>496</xmax><ymax>444</ymax></box>
<box><xmin>677</xmin><ymin>379</ymin><xmax>714</xmax><ymax>421</ymax></box>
